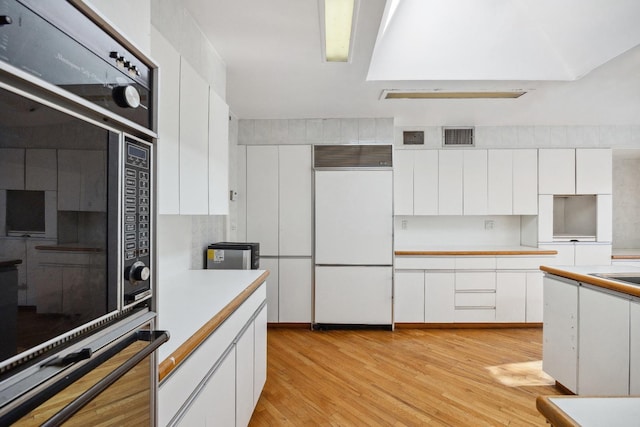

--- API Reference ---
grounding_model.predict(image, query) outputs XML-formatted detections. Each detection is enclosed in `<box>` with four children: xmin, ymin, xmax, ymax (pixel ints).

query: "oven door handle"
<box><xmin>40</xmin><ymin>330</ymin><xmax>169</xmax><ymax>427</ymax></box>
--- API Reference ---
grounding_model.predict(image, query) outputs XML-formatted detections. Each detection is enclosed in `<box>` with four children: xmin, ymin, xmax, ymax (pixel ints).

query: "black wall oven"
<box><xmin>0</xmin><ymin>0</ymin><xmax>164</xmax><ymax>423</ymax></box>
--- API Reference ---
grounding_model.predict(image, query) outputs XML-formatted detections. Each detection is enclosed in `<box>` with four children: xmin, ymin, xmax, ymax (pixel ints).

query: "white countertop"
<box><xmin>157</xmin><ymin>269</ymin><xmax>267</xmax><ymax>362</ymax></box>
<box><xmin>548</xmin><ymin>397</ymin><xmax>640</xmax><ymax>426</ymax></box>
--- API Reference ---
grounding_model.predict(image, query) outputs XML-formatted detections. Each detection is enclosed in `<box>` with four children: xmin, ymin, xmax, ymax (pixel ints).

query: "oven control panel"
<box><xmin>123</xmin><ymin>137</ymin><xmax>152</xmax><ymax>306</ymax></box>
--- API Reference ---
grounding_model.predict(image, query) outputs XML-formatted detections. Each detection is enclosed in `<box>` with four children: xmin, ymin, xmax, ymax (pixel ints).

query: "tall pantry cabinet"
<box><xmin>245</xmin><ymin>145</ymin><xmax>312</xmax><ymax>323</ymax></box>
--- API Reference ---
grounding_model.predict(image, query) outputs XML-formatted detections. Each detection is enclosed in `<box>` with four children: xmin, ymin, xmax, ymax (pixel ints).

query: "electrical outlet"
<box><xmin>484</xmin><ymin>220</ymin><xmax>495</xmax><ymax>230</ymax></box>
<box><xmin>401</xmin><ymin>219</ymin><xmax>408</xmax><ymax>230</ymax></box>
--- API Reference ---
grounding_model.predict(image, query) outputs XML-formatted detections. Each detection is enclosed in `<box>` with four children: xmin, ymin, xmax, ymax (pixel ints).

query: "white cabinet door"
<box><xmin>58</xmin><ymin>150</ymin><xmax>106</xmax><ymax>212</ymax></box>
<box><xmin>578</xmin><ymin>286</ymin><xmax>629</xmax><ymax>395</ymax></box>
<box><xmin>393</xmin><ymin>150</ymin><xmax>414</xmax><ymax>216</ymax></box>
<box><xmin>539</xmin><ymin>243</ymin><xmax>575</xmax><ymax>266</ymax></box>
<box><xmin>208</xmin><ymin>89</ymin><xmax>230</xmax><ymax>215</ymax></box>
<box><xmin>576</xmin><ymin>148</ymin><xmax>612</xmax><ymax>195</ymax></box>
<box><xmin>525</xmin><ymin>271</ymin><xmax>543</xmax><ymax>322</ymax></box>
<box><xmin>0</xmin><ymin>149</ymin><xmax>24</xmax><ymax>190</ymax></box>
<box><xmin>463</xmin><ymin>150</ymin><xmax>487</xmax><ymax>215</ymax></box>
<box><xmin>246</xmin><ymin>146</ymin><xmax>279</xmax><ymax>256</ymax></box>
<box><xmin>512</xmin><ymin>149</ymin><xmax>538</xmax><ymax>214</ymax></box>
<box><xmin>278</xmin><ymin>257</ymin><xmax>312</xmax><ymax>323</ymax></box>
<box><xmin>260</xmin><ymin>257</ymin><xmax>279</xmax><ymax>322</ymax></box>
<box><xmin>487</xmin><ymin>150</ymin><xmax>512</xmax><ymax>215</ymax></box>
<box><xmin>253</xmin><ymin>305</ymin><xmax>268</xmax><ymax>405</ymax></box>
<box><xmin>574</xmin><ymin>244</ymin><xmax>611</xmax><ymax>266</ymax></box>
<box><xmin>179</xmin><ymin>59</ymin><xmax>209</xmax><ymax>215</ymax></box>
<box><xmin>279</xmin><ymin>145</ymin><xmax>312</xmax><ymax>256</ymax></box>
<box><xmin>542</xmin><ymin>276</ymin><xmax>578</xmax><ymax>393</ymax></box>
<box><xmin>630</xmin><ymin>301</ymin><xmax>640</xmax><ymax>395</ymax></box>
<box><xmin>236</xmin><ymin>322</ymin><xmax>255</xmax><ymax>427</ymax></box>
<box><xmin>414</xmin><ymin>150</ymin><xmax>439</xmax><ymax>215</ymax></box>
<box><xmin>315</xmin><ymin>266</ymin><xmax>392</xmax><ymax>324</ymax></box>
<box><xmin>538</xmin><ymin>195</ymin><xmax>554</xmax><ymax>242</ymax></box>
<box><xmin>455</xmin><ymin>271</ymin><xmax>496</xmax><ymax>291</ymax></box>
<box><xmin>438</xmin><ymin>150</ymin><xmax>463</xmax><ymax>215</ymax></box>
<box><xmin>151</xmin><ymin>27</ymin><xmax>180</xmax><ymax>215</ymax></box>
<box><xmin>495</xmin><ymin>272</ymin><xmax>526</xmax><ymax>322</ymax></box>
<box><xmin>394</xmin><ymin>270</ymin><xmax>425</xmax><ymax>323</ymax></box>
<box><xmin>596</xmin><ymin>194</ymin><xmax>613</xmax><ymax>242</ymax></box>
<box><xmin>425</xmin><ymin>271</ymin><xmax>455</xmax><ymax>322</ymax></box>
<box><xmin>203</xmin><ymin>349</ymin><xmax>237</xmax><ymax>427</ymax></box>
<box><xmin>539</xmin><ymin>149</ymin><xmax>575</xmax><ymax>195</ymax></box>
<box><xmin>25</xmin><ymin>149</ymin><xmax>56</xmax><ymax>191</ymax></box>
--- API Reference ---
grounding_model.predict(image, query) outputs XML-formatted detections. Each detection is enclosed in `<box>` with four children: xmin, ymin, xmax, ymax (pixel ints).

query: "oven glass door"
<box><xmin>0</xmin><ymin>85</ymin><xmax>119</xmax><ymax>366</ymax></box>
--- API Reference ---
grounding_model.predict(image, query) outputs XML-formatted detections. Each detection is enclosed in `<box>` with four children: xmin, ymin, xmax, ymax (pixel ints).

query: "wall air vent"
<box><xmin>443</xmin><ymin>127</ymin><xmax>474</xmax><ymax>147</ymax></box>
<box><xmin>403</xmin><ymin>131</ymin><xmax>424</xmax><ymax>145</ymax></box>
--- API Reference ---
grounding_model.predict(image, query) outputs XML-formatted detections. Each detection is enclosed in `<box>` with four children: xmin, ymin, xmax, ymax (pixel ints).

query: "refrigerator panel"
<box><xmin>314</xmin><ymin>266</ymin><xmax>392</xmax><ymax>324</ymax></box>
<box><xmin>315</xmin><ymin>170</ymin><xmax>393</xmax><ymax>265</ymax></box>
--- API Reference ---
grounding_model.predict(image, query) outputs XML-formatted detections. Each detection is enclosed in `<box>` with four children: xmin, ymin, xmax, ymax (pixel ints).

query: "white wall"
<box><xmin>613</xmin><ymin>152</ymin><xmax>640</xmax><ymax>248</ymax></box>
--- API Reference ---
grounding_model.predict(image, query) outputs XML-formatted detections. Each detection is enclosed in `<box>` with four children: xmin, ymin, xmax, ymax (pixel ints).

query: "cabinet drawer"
<box><xmin>455</xmin><ymin>292</ymin><xmax>496</xmax><ymax>307</ymax></box>
<box><xmin>496</xmin><ymin>256</ymin><xmax>553</xmax><ymax>269</ymax></box>
<box><xmin>454</xmin><ymin>308</ymin><xmax>496</xmax><ymax>322</ymax></box>
<box><xmin>395</xmin><ymin>257</ymin><xmax>455</xmax><ymax>270</ymax></box>
<box><xmin>455</xmin><ymin>257</ymin><xmax>496</xmax><ymax>269</ymax></box>
<box><xmin>455</xmin><ymin>272</ymin><xmax>496</xmax><ymax>290</ymax></box>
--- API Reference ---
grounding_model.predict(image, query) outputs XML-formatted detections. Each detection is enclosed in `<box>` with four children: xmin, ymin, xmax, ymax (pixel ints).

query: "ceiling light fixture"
<box><xmin>381</xmin><ymin>90</ymin><xmax>527</xmax><ymax>99</ymax></box>
<box><xmin>320</xmin><ymin>0</ymin><xmax>357</xmax><ymax>62</ymax></box>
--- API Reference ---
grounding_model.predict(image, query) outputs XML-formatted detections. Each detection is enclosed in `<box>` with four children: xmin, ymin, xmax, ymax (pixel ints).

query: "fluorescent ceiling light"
<box><xmin>322</xmin><ymin>0</ymin><xmax>356</xmax><ymax>62</ymax></box>
<box><xmin>382</xmin><ymin>90</ymin><xmax>527</xmax><ymax>99</ymax></box>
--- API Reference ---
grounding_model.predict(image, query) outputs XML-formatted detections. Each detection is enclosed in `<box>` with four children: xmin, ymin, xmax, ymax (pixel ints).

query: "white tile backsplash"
<box><xmin>305</xmin><ymin>119</ymin><xmax>323</xmax><ymax>141</ymax></box>
<box><xmin>322</xmin><ymin>119</ymin><xmax>341</xmax><ymax>141</ymax></box>
<box><xmin>358</xmin><ymin>118</ymin><xmax>376</xmax><ymax>142</ymax></box>
<box><xmin>288</xmin><ymin>119</ymin><xmax>306</xmax><ymax>140</ymax></box>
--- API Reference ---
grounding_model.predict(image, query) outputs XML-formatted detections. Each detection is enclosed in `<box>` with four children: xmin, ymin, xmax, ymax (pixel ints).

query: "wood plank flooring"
<box><xmin>250</xmin><ymin>327</ymin><xmax>564</xmax><ymax>426</ymax></box>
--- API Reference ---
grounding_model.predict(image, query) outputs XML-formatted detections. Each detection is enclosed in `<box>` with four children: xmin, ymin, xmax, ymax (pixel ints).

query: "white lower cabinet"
<box><xmin>630</xmin><ymin>301</ymin><xmax>640</xmax><ymax>395</ymax></box>
<box><xmin>543</xmin><ymin>275</ymin><xmax>637</xmax><ymax>396</ymax></box>
<box><xmin>261</xmin><ymin>257</ymin><xmax>312</xmax><ymax>323</ymax></box>
<box><xmin>542</xmin><ymin>276</ymin><xmax>578</xmax><ymax>392</ymax></box>
<box><xmin>394</xmin><ymin>270</ymin><xmax>425</xmax><ymax>322</ymax></box>
<box><xmin>394</xmin><ymin>255</ymin><xmax>548</xmax><ymax>324</ymax></box>
<box><xmin>496</xmin><ymin>272</ymin><xmax>526</xmax><ymax>322</ymax></box>
<box><xmin>160</xmin><ymin>285</ymin><xmax>267</xmax><ymax>426</ymax></box>
<box><xmin>578</xmin><ymin>286</ymin><xmax>629</xmax><ymax>396</ymax></box>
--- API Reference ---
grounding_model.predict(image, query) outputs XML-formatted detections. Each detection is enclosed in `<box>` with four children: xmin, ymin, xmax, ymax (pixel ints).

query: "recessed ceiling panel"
<box><xmin>367</xmin><ymin>0</ymin><xmax>640</xmax><ymax>81</ymax></box>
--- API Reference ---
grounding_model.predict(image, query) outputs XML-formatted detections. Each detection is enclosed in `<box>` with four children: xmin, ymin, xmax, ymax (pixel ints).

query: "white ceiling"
<box><xmin>182</xmin><ymin>0</ymin><xmax>640</xmax><ymax>126</ymax></box>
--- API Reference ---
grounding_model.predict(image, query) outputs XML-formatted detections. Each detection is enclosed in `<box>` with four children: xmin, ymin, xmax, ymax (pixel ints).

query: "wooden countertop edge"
<box><xmin>611</xmin><ymin>254</ymin><xmax>640</xmax><ymax>260</ymax></box>
<box><xmin>536</xmin><ymin>396</ymin><xmax>581</xmax><ymax>427</ymax></box>
<box><xmin>540</xmin><ymin>265</ymin><xmax>640</xmax><ymax>298</ymax></box>
<box><xmin>395</xmin><ymin>250</ymin><xmax>558</xmax><ymax>256</ymax></box>
<box><xmin>158</xmin><ymin>270</ymin><xmax>270</xmax><ymax>382</ymax></box>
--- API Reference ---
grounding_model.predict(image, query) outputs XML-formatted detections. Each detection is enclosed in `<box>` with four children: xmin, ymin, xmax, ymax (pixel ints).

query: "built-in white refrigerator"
<box><xmin>313</xmin><ymin>145</ymin><xmax>393</xmax><ymax>327</ymax></box>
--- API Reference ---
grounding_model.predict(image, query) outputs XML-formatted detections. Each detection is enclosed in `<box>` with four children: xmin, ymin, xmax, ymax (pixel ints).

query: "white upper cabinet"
<box><xmin>278</xmin><ymin>145</ymin><xmax>312</xmax><ymax>256</ymax></box>
<box><xmin>463</xmin><ymin>150</ymin><xmax>487</xmax><ymax>215</ymax></box>
<box><xmin>576</xmin><ymin>148</ymin><xmax>612</xmax><ymax>194</ymax></box>
<box><xmin>246</xmin><ymin>146</ymin><xmax>279</xmax><ymax>256</ymax></box>
<box><xmin>151</xmin><ymin>27</ymin><xmax>181</xmax><ymax>215</ymax></box>
<box><xmin>178</xmin><ymin>59</ymin><xmax>209</xmax><ymax>215</ymax></box>
<box><xmin>487</xmin><ymin>150</ymin><xmax>513</xmax><ymax>214</ymax></box>
<box><xmin>438</xmin><ymin>150</ymin><xmax>463</xmax><ymax>215</ymax></box>
<box><xmin>414</xmin><ymin>150</ymin><xmax>439</xmax><ymax>215</ymax></box>
<box><xmin>512</xmin><ymin>149</ymin><xmax>538</xmax><ymax>214</ymax></box>
<box><xmin>539</xmin><ymin>149</ymin><xmax>575</xmax><ymax>194</ymax></box>
<box><xmin>58</xmin><ymin>150</ymin><xmax>106</xmax><ymax>212</ymax></box>
<box><xmin>539</xmin><ymin>148</ymin><xmax>612</xmax><ymax>195</ymax></box>
<box><xmin>0</xmin><ymin>149</ymin><xmax>25</xmax><ymax>190</ymax></box>
<box><xmin>393</xmin><ymin>150</ymin><xmax>414</xmax><ymax>216</ymax></box>
<box><xmin>208</xmin><ymin>90</ymin><xmax>230</xmax><ymax>215</ymax></box>
<box><xmin>25</xmin><ymin>149</ymin><xmax>56</xmax><ymax>191</ymax></box>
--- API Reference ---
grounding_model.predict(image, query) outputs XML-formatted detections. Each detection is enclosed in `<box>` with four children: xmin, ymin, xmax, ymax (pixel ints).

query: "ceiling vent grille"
<box><xmin>443</xmin><ymin>127</ymin><xmax>474</xmax><ymax>147</ymax></box>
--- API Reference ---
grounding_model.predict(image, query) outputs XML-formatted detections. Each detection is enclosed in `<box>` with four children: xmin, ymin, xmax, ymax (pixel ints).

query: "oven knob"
<box><xmin>112</xmin><ymin>85</ymin><xmax>141</xmax><ymax>108</ymax></box>
<box><xmin>0</xmin><ymin>15</ymin><xmax>12</xmax><ymax>25</ymax></box>
<box><xmin>125</xmin><ymin>261</ymin><xmax>150</xmax><ymax>283</ymax></box>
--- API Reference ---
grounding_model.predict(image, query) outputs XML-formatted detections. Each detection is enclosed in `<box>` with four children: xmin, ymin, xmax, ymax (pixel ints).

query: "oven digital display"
<box><xmin>128</xmin><ymin>144</ymin><xmax>147</xmax><ymax>161</ymax></box>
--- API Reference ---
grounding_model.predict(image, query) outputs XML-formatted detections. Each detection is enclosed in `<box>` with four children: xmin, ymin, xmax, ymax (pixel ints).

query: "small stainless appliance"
<box><xmin>207</xmin><ymin>242</ymin><xmax>260</xmax><ymax>270</ymax></box>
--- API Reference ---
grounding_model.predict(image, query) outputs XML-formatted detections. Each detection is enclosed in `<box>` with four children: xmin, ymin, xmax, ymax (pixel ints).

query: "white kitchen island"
<box><xmin>157</xmin><ymin>269</ymin><xmax>269</xmax><ymax>426</ymax></box>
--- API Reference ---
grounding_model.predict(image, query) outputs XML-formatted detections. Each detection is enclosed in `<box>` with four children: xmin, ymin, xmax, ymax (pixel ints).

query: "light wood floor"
<box><xmin>250</xmin><ymin>327</ymin><xmax>564</xmax><ymax>426</ymax></box>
